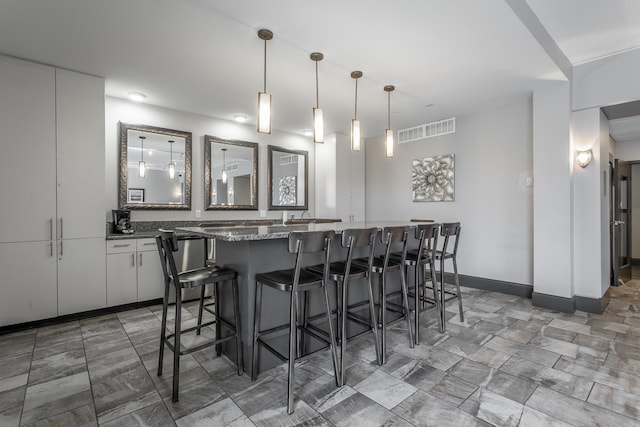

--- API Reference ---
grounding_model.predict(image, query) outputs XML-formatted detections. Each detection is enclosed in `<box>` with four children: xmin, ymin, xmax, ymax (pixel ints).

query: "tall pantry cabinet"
<box><xmin>0</xmin><ymin>55</ymin><xmax>106</xmax><ymax>326</ymax></box>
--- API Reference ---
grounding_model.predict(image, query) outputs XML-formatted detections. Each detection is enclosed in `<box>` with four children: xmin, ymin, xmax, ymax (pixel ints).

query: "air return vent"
<box><xmin>398</xmin><ymin>117</ymin><xmax>456</xmax><ymax>143</ymax></box>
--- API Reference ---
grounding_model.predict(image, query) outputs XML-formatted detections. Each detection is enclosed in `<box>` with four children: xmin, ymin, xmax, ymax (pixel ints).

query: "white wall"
<box><xmin>105</xmin><ymin>96</ymin><xmax>315</xmax><ymax>222</ymax></box>
<box><xmin>532</xmin><ymin>83</ymin><xmax>573</xmax><ymax>298</ymax></box>
<box><xmin>365</xmin><ymin>96</ymin><xmax>533</xmax><ymax>285</ymax></box>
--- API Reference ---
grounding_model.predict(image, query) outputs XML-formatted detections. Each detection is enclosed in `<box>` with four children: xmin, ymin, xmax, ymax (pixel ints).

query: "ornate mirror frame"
<box><xmin>119</xmin><ymin>122</ymin><xmax>192</xmax><ymax>210</ymax></box>
<box><xmin>267</xmin><ymin>145</ymin><xmax>309</xmax><ymax>211</ymax></box>
<box><xmin>204</xmin><ymin>135</ymin><xmax>259</xmax><ymax>210</ymax></box>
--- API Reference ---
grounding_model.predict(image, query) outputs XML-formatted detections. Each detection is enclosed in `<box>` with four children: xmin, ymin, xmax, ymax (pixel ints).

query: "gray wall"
<box><xmin>364</xmin><ymin>96</ymin><xmax>533</xmax><ymax>285</ymax></box>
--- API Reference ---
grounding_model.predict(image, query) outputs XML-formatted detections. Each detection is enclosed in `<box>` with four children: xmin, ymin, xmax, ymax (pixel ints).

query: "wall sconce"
<box><xmin>311</xmin><ymin>52</ymin><xmax>324</xmax><ymax>143</ymax></box>
<box><xmin>351</xmin><ymin>71</ymin><xmax>362</xmax><ymax>151</ymax></box>
<box><xmin>384</xmin><ymin>85</ymin><xmax>395</xmax><ymax>158</ymax></box>
<box><xmin>257</xmin><ymin>29</ymin><xmax>273</xmax><ymax>134</ymax></box>
<box><xmin>576</xmin><ymin>149</ymin><xmax>593</xmax><ymax>168</ymax></box>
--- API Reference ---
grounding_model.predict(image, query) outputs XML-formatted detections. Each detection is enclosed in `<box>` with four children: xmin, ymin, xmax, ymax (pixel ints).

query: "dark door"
<box><xmin>612</xmin><ymin>159</ymin><xmax>631</xmax><ymax>286</ymax></box>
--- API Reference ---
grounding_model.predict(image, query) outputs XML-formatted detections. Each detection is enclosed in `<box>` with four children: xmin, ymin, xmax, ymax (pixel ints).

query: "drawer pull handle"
<box><xmin>112</xmin><ymin>244</ymin><xmax>131</xmax><ymax>248</ymax></box>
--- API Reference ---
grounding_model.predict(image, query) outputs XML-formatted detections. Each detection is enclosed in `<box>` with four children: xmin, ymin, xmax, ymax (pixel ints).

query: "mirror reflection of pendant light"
<box><xmin>221</xmin><ymin>148</ymin><xmax>227</xmax><ymax>184</ymax></box>
<box><xmin>257</xmin><ymin>29</ymin><xmax>273</xmax><ymax>134</ymax></box>
<box><xmin>168</xmin><ymin>140</ymin><xmax>175</xmax><ymax>179</ymax></box>
<box><xmin>138</xmin><ymin>135</ymin><xmax>146</xmax><ymax>177</ymax></box>
<box><xmin>384</xmin><ymin>85</ymin><xmax>395</xmax><ymax>158</ymax></box>
<box><xmin>351</xmin><ymin>71</ymin><xmax>363</xmax><ymax>151</ymax></box>
<box><xmin>311</xmin><ymin>52</ymin><xmax>324</xmax><ymax>143</ymax></box>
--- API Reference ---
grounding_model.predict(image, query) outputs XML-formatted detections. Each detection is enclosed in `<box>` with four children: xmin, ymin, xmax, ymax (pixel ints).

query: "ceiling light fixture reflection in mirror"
<box><xmin>204</xmin><ymin>135</ymin><xmax>258</xmax><ymax>210</ymax></box>
<box><xmin>119</xmin><ymin>122</ymin><xmax>192</xmax><ymax>210</ymax></box>
<box><xmin>268</xmin><ymin>145</ymin><xmax>308</xmax><ymax>210</ymax></box>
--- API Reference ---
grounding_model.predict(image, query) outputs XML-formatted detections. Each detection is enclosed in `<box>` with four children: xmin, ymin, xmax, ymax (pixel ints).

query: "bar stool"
<box><xmin>435</xmin><ymin>222</ymin><xmax>463</xmax><ymax>329</ymax></box>
<box><xmin>396</xmin><ymin>223</ymin><xmax>443</xmax><ymax>340</ymax></box>
<box><xmin>156</xmin><ymin>229</ymin><xmax>243</xmax><ymax>402</ymax></box>
<box><xmin>252</xmin><ymin>230</ymin><xmax>340</xmax><ymax>415</ymax></box>
<box><xmin>352</xmin><ymin>226</ymin><xmax>414</xmax><ymax>363</ymax></box>
<box><xmin>308</xmin><ymin>228</ymin><xmax>382</xmax><ymax>384</ymax></box>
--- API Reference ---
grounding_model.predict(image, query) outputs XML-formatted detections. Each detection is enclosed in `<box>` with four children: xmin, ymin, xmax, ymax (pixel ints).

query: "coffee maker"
<box><xmin>112</xmin><ymin>209</ymin><xmax>134</xmax><ymax>234</ymax></box>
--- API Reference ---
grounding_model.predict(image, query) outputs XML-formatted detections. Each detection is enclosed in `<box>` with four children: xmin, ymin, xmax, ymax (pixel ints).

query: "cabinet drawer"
<box><xmin>106</xmin><ymin>240</ymin><xmax>136</xmax><ymax>254</ymax></box>
<box><xmin>136</xmin><ymin>238</ymin><xmax>158</xmax><ymax>252</ymax></box>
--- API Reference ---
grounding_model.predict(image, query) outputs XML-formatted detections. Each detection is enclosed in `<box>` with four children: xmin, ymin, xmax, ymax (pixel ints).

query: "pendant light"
<box><xmin>384</xmin><ymin>85</ymin><xmax>395</xmax><ymax>158</ymax></box>
<box><xmin>221</xmin><ymin>148</ymin><xmax>227</xmax><ymax>184</ymax></box>
<box><xmin>168</xmin><ymin>140</ymin><xmax>175</xmax><ymax>179</ymax></box>
<box><xmin>138</xmin><ymin>135</ymin><xmax>146</xmax><ymax>178</ymax></box>
<box><xmin>351</xmin><ymin>71</ymin><xmax>363</xmax><ymax>151</ymax></box>
<box><xmin>311</xmin><ymin>52</ymin><xmax>324</xmax><ymax>143</ymax></box>
<box><xmin>257</xmin><ymin>29</ymin><xmax>273</xmax><ymax>134</ymax></box>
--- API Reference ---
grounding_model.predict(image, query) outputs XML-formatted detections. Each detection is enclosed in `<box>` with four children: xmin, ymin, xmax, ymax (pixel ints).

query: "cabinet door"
<box><xmin>57</xmin><ymin>238</ymin><xmax>106</xmax><ymax>315</ymax></box>
<box><xmin>56</xmin><ymin>69</ymin><xmax>105</xmax><ymax>240</ymax></box>
<box><xmin>0</xmin><ymin>241</ymin><xmax>58</xmax><ymax>326</ymax></box>
<box><xmin>106</xmin><ymin>251</ymin><xmax>138</xmax><ymax>307</ymax></box>
<box><xmin>0</xmin><ymin>56</ymin><xmax>57</xmax><ymax>243</ymax></box>
<box><xmin>137</xmin><ymin>250</ymin><xmax>165</xmax><ymax>301</ymax></box>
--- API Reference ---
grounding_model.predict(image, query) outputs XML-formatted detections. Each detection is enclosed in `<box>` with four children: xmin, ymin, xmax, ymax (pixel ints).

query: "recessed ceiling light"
<box><xmin>128</xmin><ymin>92</ymin><xmax>147</xmax><ymax>102</ymax></box>
<box><xmin>233</xmin><ymin>114</ymin><xmax>248</xmax><ymax>123</ymax></box>
<box><xmin>302</xmin><ymin>129</ymin><xmax>313</xmax><ymax>137</ymax></box>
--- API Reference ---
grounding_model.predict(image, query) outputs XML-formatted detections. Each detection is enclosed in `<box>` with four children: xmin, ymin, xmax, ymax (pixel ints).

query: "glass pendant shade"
<box><xmin>169</xmin><ymin>163</ymin><xmax>175</xmax><ymax>179</ymax></box>
<box><xmin>385</xmin><ymin>129</ymin><xmax>394</xmax><ymax>158</ymax></box>
<box><xmin>257</xmin><ymin>92</ymin><xmax>271</xmax><ymax>134</ymax></box>
<box><xmin>138</xmin><ymin>135</ymin><xmax>146</xmax><ymax>177</ymax></box>
<box><xmin>222</xmin><ymin>170</ymin><xmax>227</xmax><ymax>184</ymax></box>
<box><xmin>351</xmin><ymin>119</ymin><xmax>361</xmax><ymax>151</ymax></box>
<box><xmin>313</xmin><ymin>107</ymin><xmax>324</xmax><ymax>143</ymax></box>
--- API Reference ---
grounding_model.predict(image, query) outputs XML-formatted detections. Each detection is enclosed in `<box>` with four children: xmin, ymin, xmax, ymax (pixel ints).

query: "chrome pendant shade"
<box><xmin>257</xmin><ymin>29</ymin><xmax>273</xmax><ymax>134</ymax></box>
<box><xmin>384</xmin><ymin>85</ymin><xmax>395</xmax><ymax>158</ymax></box>
<box><xmin>138</xmin><ymin>135</ymin><xmax>146</xmax><ymax>178</ymax></box>
<box><xmin>311</xmin><ymin>52</ymin><xmax>324</xmax><ymax>143</ymax></box>
<box><xmin>351</xmin><ymin>71</ymin><xmax>362</xmax><ymax>151</ymax></box>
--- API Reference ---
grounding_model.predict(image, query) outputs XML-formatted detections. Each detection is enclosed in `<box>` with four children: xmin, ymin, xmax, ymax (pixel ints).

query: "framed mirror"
<box><xmin>119</xmin><ymin>122</ymin><xmax>192</xmax><ymax>210</ymax></box>
<box><xmin>204</xmin><ymin>135</ymin><xmax>258</xmax><ymax>210</ymax></box>
<box><xmin>268</xmin><ymin>145</ymin><xmax>308</xmax><ymax>210</ymax></box>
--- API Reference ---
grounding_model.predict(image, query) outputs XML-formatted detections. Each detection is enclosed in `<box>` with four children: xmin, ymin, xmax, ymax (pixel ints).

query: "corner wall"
<box><xmin>365</xmin><ymin>96</ymin><xmax>533</xmax><ymax>286</ymax></box>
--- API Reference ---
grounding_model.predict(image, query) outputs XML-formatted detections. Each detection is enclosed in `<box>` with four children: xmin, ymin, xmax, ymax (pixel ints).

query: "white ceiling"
<box><xmin>1</xmin><ymin>0</ymin><xmax>639</xmax><ymax>140</ymax></box>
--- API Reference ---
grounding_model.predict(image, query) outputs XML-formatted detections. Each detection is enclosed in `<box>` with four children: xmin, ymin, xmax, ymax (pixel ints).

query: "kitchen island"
<box><xmin>178</xmin><ymin>221</ymin><xmax>420</xmax><ymax>376</ymax></box>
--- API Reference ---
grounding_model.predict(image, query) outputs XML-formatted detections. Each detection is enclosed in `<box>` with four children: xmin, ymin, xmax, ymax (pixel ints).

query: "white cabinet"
<box><xmin>336</xmin><ymin>133</ymin><xmax>366</xmax><ymax>222</ymax></box>
<box><xmin>0</xmin><ymin>56</ymin><xmax>106</xmax><ymax>326</ymax></box>
<box><xmin>106</xmin><ymin>241</ymin><xmax>138</xmax><ymax>306</ymax></box>
<box><xmin>106</xmin><ymin>238</ymin><xmax>164</xmax><ymax>307</ymax></box>
<box><xmin>0</xmin><ymin>242</ymin><xmax>58</xmax><ymax>325</ymax></box>
<box><xmin>137</xmin><ymin>239</ymin><xmax>165</xmax><ymax>301</ymax></box>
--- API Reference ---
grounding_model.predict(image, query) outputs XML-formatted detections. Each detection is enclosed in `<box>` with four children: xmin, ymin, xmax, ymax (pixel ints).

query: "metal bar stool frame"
<box><xmin>308</xmin><ymin>228</ymin><xmax>382</xmax><ymax>384</ymax></box>
<box><xmin>398</xmin><ymin>223</ymin><xmax>443</xmax><ymax>340</ymax></box>
<box><xmin>353</xmin><ymin>226</ymin><xmax>415</xmax><ymax>363</ymax></box>
<box><xmin>435</xmin><ymin>222</ymin><xmax>463</xmax><ymax>329</ymax></box>
<box><xmin>156</xmin><ymin>229</ymin><xmax>243</xmax><ymax>402</ymax></box>
<box><xmin>252</xmin><ymin>230</ymin><xmax>340</xmax><ymax>415</ymax></box>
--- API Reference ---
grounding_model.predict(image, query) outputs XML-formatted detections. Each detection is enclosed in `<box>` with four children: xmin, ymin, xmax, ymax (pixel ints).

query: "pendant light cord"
<box><xmin>354</xmin><ymin>78</ymin><xmax>358</xmax><ymax>119</ymax></box>
<box><xmin>387</xmin><ymin>91</ymin><xmax>391</xmax><ymax>128</ymax></box>
<box><xmin>263</xmin><ymin>39</ymin><xmax>267</xmax><ymax>92</ymax></box>
<box><xmin>315</xmin><ymin>61</ymin><xmax>320</xmax><ymax>108</ymax></box>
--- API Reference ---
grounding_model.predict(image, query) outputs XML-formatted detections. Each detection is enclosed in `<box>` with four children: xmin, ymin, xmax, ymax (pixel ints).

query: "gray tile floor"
<box><xmin>2</xmin><ymin>281</ymin><xmax>640</xmax><ymax>426</ymax></box>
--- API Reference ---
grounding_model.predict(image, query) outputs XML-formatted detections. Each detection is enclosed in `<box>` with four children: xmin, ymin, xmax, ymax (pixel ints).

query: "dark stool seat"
<box><xmin>252</xmin><ymin>230</ymin><xmax>340</xmax><ymax>415</ymax></box>
<box><xmin>156</xmin><ymin>229</ymin><xmax>243</xmax><ymax>403</ymax></box>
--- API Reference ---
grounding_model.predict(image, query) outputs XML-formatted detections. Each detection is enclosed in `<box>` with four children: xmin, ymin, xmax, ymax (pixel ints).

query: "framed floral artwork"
<box><xmin>278</xmin><ymin>176</ymin><xmax>297</xmax><ymax>205</ymax></box>
<box><xmin>412</xmin><ymin>154</ymin><xmax>454</xmax><ymax>201</ymax></box>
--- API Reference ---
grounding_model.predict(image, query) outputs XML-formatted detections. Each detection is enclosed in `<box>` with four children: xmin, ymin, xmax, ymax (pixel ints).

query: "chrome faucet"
<box><xmin>301</xmin><ymin>211</ymin><xmax>310</xmax><ymax>220</ymax></box>
<box><xmin>290</xmin><ymin>214</ymin><xmax>295</xmax><ymax>220</ymax></box>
